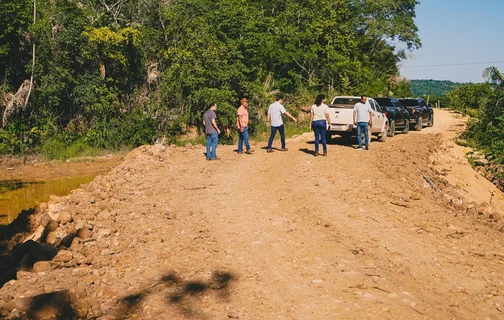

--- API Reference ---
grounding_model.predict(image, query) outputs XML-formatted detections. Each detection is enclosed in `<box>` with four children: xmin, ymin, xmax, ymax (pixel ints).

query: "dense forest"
<box><xmin>0</xmin><ymin>0</ymin><xmax>420</xmax><ymax>157</ymax></box>
<box><xmin>410</xmin><ymin>79</ymin><xmax>464</xmax><ymax>97</ymax></box>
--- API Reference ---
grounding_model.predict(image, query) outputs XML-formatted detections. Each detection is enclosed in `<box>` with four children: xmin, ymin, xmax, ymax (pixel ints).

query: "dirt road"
<box><xmin>1</xmin><ymin>109</ymin><xmax>504</xmax><ymax>319</ymax></box>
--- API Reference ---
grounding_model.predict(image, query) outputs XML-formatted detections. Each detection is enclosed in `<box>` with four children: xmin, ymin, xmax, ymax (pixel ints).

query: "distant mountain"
<box><xmin>410</xmin><ymin>80</ymin><xmax>466</xmax><ymax>97</ymax></box>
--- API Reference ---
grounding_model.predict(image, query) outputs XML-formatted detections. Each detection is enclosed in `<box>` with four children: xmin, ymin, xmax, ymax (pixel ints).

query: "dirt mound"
<box><xmin>1</xmin><ymin>110</ymin><xmax>504</xmax><ymax>319</ymax></box>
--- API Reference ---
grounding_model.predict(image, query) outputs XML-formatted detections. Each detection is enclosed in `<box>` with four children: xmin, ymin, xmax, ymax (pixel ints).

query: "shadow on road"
<box><xmin>117</xmin><ymin>270</ymin><xmax>237</xmax><ymax>318</ymax></box>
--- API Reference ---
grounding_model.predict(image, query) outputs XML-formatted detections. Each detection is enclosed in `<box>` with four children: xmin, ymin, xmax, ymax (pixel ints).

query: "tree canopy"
<box><xmin>0</xmin><ymin>0</ymin><xmax>422</xmax><ymax>156</ymax></box>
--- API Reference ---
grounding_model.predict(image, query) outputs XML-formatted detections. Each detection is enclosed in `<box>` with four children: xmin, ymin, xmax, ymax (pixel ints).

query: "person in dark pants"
<box><xmin>266</xmin><ymin>94</ymin><xmax>297</xmax><ymax>152</ymax></box>
<box><xmin>203</xmin><ymin>103</ymin><xmax>221</xmax><ymax>160</ymax></box>
<box><xmin>309</xmin><ymin>94</ymin><xmax>331</xmax><ymax>156</ymax></box>
<box><xmin>353</xmin><ymin>95</ymin><xmax>373</xmax><ymax>150</ymax></box>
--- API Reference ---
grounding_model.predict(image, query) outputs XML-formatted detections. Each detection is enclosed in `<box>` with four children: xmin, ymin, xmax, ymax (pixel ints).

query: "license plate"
<box><xmin>334</xmin><ymin>125</ymin><xmax>346</xmax><ymax>131</ymax></box>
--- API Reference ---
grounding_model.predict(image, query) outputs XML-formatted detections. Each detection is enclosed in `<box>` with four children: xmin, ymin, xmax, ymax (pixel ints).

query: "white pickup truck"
<box><xmin>327</xmin><ymin>96</ymin><xmax>389</xmax><ymax>142</ymax></box>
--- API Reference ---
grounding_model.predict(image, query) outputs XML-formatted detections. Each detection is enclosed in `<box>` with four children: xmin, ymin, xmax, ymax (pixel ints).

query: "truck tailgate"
<box><xmin>328</xmin><ymin>107</ymin><xmax>354</xmax><ymax>131</ymax></box>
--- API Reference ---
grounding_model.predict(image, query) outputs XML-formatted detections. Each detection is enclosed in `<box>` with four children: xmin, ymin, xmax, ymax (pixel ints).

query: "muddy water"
<box><xmin>0</xmin><ymin>175</ymin><xmax>96</xmax><ymax>225</ymax></box>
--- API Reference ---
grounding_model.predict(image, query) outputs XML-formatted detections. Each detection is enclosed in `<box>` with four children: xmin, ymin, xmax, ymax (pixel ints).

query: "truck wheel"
<box><xmin>387</xmin><ymin>120</ymin><xmax>396</xmax><ymax>137</ymax></box>
<box><xmin>403</xmin><ymin>119</ymin><xmax>409</xmax><ymax>134</ymax></box>
<box><xmin>340</xmin><ymin>133</ymin><xmax>352</xmax><ymax>145</ymax></box>
<box><xmin>415</xmin><ymin>117</ymin><xmax>422</xmax><ymax>131</ymax></box>
<box><xmin>428</xmin><ymin>115</ymin><xmax>434</xmax><ymax>127</ymax></box>
<box><xmin>379</xmin><ymin>124</ymin><xmax>388</xmax><ymax>142</ymax></box>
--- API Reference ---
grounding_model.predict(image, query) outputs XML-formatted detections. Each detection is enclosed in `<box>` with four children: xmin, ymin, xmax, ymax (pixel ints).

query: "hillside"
<box><xmin>411</xmin><ymin>79</ymin><xmax>465</xmax><ymax>96</ymax></box>
<box><xmin>1</xmin><ymin>110</ymin><xmax>504</xmax><ymax>319</ymax></box>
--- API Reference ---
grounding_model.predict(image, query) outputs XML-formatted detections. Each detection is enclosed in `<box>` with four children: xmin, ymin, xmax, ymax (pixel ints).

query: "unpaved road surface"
<box><xmin>1</xmin><ymin>109</ymin><xmax>504</xmax><ymax>319</ymax></box>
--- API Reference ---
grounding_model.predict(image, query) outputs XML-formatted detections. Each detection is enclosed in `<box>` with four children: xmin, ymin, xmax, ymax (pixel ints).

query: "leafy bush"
<box><xmin>119</xmin><ymin>109</ymin><xmax>157</xmax><ymax>147</ymax></box>
<box><xmin>40</xmin><ymin>138</ymin><xmax>101</xmax><ymax>160</ymax></box>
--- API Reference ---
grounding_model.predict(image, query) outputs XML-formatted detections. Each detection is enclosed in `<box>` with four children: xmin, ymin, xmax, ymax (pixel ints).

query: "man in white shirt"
<box><xmin>353</xmin><ymin>95</ymin><xmax>373</xmax><ymax>150</ymax></box>
<box><xmin>266</xmin><ymin>94</ymin><xmax>297</xmax><ymax>152</ymax></box>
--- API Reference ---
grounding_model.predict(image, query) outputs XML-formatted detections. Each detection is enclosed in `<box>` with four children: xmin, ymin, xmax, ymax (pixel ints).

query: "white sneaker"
<box><xmin>355</xmin><ymin>147</ymin><xmax>363</xmax><ymax>150</ymax></box>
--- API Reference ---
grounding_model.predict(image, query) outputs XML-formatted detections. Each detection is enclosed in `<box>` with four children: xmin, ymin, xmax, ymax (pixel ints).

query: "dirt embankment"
<box><xmin>1</xmin><ymin>109</ymin><xmax>504</xmax><ymax>319</ymax></box>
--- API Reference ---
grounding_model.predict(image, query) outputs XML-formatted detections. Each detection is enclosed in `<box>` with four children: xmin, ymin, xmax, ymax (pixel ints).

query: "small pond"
<box><xmin>0</xmin><ymin>175</ymin><xmax>96</xmax><ymax>225</ymax></box>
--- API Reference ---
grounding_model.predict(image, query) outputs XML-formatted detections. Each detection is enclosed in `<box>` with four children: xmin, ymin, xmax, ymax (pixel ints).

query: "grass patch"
<box><xmin>40</xmin><ymin>139</ymin><xmax>114</xmax><ymax>160</ymax></box>
<box><xmin>251</xmin><ymin>120</ymin><xmax>311</xmax><ymax>144</ymax></box>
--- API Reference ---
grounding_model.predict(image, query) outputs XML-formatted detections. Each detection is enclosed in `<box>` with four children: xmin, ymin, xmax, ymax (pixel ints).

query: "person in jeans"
<box><xmin>353</xmin><ymin>95</ymin><xmax>373</xmax><ymax>150</ymax></box>
<box><xmin>236</xmin><ymin>98</ymin><xmax>254</xmax><ymax>154</ymax></box>
<box><xmin>203</xmin><ymin>103</ymin><xmax>221</xmax><ymax>160</ymax></box>
<box><xmin>266</xmin><ymin>94</ymin><xmax>297</xmax><ymax>152</ymax></box>
<box><xmin>309</xmin><ymin>94</ymin><xmax>331</xmax><ymax>156</ymax></box>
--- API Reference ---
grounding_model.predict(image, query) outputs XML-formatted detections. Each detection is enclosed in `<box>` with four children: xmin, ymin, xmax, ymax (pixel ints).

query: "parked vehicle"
<box><xmin>327</xmin><ymin>96</ymin><xmax>389</xmax><ymax>143</ymax></box>
<box><xmin>373</xmin><ymin>97</ymin><xmax>410</xmax><ymax>136</ymax></box>
<box><xmin>398</xmin><ymin>98</ymin><xmax>433</xmax><ymax>130</ymax></box>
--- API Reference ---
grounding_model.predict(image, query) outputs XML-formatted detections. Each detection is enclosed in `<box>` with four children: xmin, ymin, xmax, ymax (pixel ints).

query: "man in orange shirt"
<box><xmin>236</xmin><ymin>98</ymin><xmax>254</xmax><ymax>154</ymax></box>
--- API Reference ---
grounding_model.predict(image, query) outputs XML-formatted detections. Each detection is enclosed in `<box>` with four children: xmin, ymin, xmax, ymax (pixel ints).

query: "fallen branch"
<box><xmin>390</xmin><ymin>201</ymin><xmax>411</xmax><ymax>208</ymax></box>
<box><xmin>422</xmin><ymin>174</ymin><xmax>442</xmax><ymax>192</ymax></box>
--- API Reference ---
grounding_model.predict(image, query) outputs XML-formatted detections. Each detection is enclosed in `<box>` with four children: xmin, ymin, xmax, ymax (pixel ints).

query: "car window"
<box><xmin>330</xmin><ymin>98</ymin><xmax>360</xmax><ymax>108</ymax></box>
<box><xmin>374</xmin><ymin>98</ymin><xmax>392</xmax><ymax>107</ymax></box>
<box><xmin>369</xmin><ymin>100</ymin><xmax>377</xmax><ymax>111</ymax></box>
<box><xmin>399</xmin><ymin>99</ymin><xmax>420</xmax><ymax>107</ymax></box>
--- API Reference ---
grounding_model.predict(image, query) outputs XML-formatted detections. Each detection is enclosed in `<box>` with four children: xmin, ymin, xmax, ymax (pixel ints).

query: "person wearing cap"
<box><xmin>203</xmin><ymin>102</ymin><xmax>221</xmax><ymax>160</ymax></box>
<box><xmin>266</xmin><ymin>94</ymin><xmax>297</xmax><ymax>152</ymax></box>
<box><xmin>236</xmin><ymin>98</ymin><xmax>254</xmax><ymax>154</ymax></box>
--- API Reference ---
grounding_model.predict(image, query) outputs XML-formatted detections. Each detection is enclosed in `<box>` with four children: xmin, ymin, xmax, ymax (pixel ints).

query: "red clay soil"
<box><xmin>1</xmin><ymin>109</ymin><xmax>504</xmax><ymax>319</ymax></box>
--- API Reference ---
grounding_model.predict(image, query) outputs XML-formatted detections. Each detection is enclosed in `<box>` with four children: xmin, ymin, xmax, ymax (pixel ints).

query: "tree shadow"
<box><xmin>0</xmin><ymin>208</ymin><xmax>60</xmax><ymax>287</ymax></box>
<box><xmin>2</xmin><ymin>290</ymin><xmax>77</xmax><ymax>319</ymax></box>
<box><xmin>26</xmin><ymin>290</ymin><xmax>76</xmax><ymax>319</ymax></box>
<box><xmin>117</xmin><ymin>270</ymin><xmax>237</xmax><ymax>318</ymax></box>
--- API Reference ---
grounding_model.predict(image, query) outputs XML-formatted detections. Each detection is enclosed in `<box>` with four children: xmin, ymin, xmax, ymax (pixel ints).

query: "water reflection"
<box><xmin>0</xmin><ymin>180</ymin><xmax>44</xmax><ymax>193</ymax></box>
<box><xmin>0</xmin><ymin>175</ymin><xmax>96</xmax><ymax>225</ymax></box>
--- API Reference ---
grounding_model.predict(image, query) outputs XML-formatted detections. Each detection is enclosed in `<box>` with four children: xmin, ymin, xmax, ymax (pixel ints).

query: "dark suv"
<box><xmin>398</xmin><ymin>98</ymin><xmax>434</xmax><ymax>131</ymax></box>
<box><xmin>373</xmin><ymin>97</ymin><xmax>410</xmax><ymax>136</ymax></box>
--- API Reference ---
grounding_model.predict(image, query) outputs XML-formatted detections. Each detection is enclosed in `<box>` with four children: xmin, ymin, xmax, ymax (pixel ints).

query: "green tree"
<box><xmin>447</xmin><ymin>83</ymin><xmax>493</xmax><ymax>116</ymax></box>
<box><xmin>0</xmin><ymin>0</ymin><xmax>32</xmax><ymax>90</ymax></box>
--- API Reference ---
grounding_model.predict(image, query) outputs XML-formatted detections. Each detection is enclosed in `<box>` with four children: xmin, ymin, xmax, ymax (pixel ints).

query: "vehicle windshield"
<box><xmin>399</xmin><ymin>99</ymin><xmax>420</xmax><ymax>107</ymax></box>
<box><xmin>330</xmin><ymin>97</ymin><xmax>360</xmax><ymax>108</ymax></box>
<box><xmin>374</xmin><ymin>98</ymin><xmax>393</xmax><ymax>107</ymax></box>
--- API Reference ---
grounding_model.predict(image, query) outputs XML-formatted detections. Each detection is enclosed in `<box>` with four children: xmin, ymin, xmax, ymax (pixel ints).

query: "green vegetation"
<box><xmin>1</xmin><ymin>0</ymin><xmax>421</xmax><ymax>158</ymax></box>
<box><xmin>410</xmin><ymin>80</ymin><xmax>465</xmax><ymax>97</ymax></box>
<box><xmin>446</xmin><ymin>67</ymin><xmax>504</xmax><ymax>187</ymax></box>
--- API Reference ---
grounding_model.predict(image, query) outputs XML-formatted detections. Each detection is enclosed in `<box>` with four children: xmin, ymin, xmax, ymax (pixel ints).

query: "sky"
<box><xmin>399</xmin><ymin>0</ymin><xmax>504</xmax><ymax>83</ymax></box>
